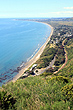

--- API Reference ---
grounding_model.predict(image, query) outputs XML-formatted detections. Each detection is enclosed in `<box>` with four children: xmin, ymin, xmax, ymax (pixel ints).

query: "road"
<box><xmin>36</xmin><ymin>55</ymin><xmax>56</xmax><ymax>76</ymax></box>
<box><xmin>53</xmin><ymin>39</ymin><xmax>68</xmax><ymax>74</ymax></box>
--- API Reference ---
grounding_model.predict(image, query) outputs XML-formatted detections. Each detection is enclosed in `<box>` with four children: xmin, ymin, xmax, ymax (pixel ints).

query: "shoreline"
<box><xmin>12</xmin><ymin>22</ymin><xmax>53</xmax><ymax>82</ymax></box>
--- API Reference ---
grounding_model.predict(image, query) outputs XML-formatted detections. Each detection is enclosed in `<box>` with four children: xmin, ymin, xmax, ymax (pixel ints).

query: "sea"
<box><xmin>0</xmin><ymin>18</ymin><xmax>51</xmax><ymax>86</ymax></box>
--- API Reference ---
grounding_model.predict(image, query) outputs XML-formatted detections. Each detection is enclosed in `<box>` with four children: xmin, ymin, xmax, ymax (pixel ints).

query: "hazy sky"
<box><xmin>0</xmin><ymin>0</ymin><xmax>73</xmax><ymax>18</ymax></box>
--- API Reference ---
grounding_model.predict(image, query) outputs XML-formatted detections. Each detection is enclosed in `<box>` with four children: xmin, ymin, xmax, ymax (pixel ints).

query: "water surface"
<box><xmin>0</xmin><ymin>18</ymin><xmax>51</xmax><ymax>86</ymax></box>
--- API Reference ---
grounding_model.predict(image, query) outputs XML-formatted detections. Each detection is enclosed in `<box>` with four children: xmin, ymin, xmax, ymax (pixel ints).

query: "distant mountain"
<box><xmin>65</xmin><ymin>17</ymin><xmax>73</xmax><ymax>21</ymax></box>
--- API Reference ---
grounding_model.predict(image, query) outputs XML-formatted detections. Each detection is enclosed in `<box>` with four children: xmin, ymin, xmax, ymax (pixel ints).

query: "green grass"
<box><xmin>56</xmin><ymin>38</ymin><xmax>73</xmax><ymax>78</ymax></box>
<box><xmin>1</xmin><ymin>76</ymin><xmax>73</xmax><ymax>110</ymax></box>
<box><xmin>36</xmin><ymin>46</ymin><xmax>57</xmax><ymax>68</ymax></box>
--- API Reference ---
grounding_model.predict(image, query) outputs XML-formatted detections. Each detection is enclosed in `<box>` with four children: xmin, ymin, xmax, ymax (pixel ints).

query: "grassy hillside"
<box><xmin>56</xmin><ymin>37</ymin><xmax>73</xmax><ymax>78</ymax></box>
<box><xmin>36</xmin><ymin>46</ymin><xmax>57</xmax><ymax>69</ymax></box>
<box><xmin>0</xmin><ymin>76</ymin><xmax>73</xmax><ymax>110</ymax></box>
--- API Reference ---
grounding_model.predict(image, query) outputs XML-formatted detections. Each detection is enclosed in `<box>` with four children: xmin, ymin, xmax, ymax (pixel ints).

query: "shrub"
<box><xmin>36</xmin><ymin>70</ymin><xmax>38</xmax><ymax>72</ymax></box>
<box><xmin>40</xmin><ymin>72</ymin><xmax>52</xmax><ymax>77</ymax></box>
<box><xmin>50</xmin><ymin>76</ymin><xmax>71</xmax><ymax>83</ymax></box>
<box><xmin>0</xmin><ymin>91</ymin><xmax>16</xmax><ymax>110</ymax></box>
<box><xmin>51</xmin><ymin>101</ymin><xmax>69</xmax><ymax>110</ymax></box>
<box><xmin>61</xmin><ymin>83</ymin><xmax>73</xmax><ymax>100</ymax></box>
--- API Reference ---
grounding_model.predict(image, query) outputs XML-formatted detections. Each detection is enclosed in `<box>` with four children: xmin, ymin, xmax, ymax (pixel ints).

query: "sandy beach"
<box><xmin>12</xmin><ymin>23</ymin><xmax>53</xmax><ymax>82</ymax></box>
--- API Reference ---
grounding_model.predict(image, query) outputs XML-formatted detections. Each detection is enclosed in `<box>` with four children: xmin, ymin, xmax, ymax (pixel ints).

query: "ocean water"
<box><xmin>0</xmin><ymin>18</ymin><xmax>51</xmax><ymax>86</ymax></box>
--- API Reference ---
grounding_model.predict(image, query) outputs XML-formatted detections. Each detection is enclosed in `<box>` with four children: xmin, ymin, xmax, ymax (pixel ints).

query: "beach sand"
<box><xmin>12</xmin><ymin>23</ymin><xmax>53</xmax><ymax>82</ymax></box>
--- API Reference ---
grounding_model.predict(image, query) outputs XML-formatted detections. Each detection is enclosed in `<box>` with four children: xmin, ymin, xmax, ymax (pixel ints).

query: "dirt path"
<box><xmin>53</xmin><ymin>39</ymin><xmax>68</xmax><ymax>74</ymax></box>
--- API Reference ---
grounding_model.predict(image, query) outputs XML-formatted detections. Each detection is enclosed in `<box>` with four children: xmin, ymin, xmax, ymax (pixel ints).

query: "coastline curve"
<box><xmin>12</xmin><ymin>22</ymin><xmax>53</xmax><ymax>82</ymax></box>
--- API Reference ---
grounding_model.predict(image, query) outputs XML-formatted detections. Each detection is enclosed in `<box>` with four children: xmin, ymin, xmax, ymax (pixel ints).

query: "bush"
<box><xmin>36</xmin><ymin>70</ymin><xmax>38</xmax><ymax>72</ymax></box>
<box><xmin>40</xmin><ymin>72</ymin><xmax>52</xmax><ymax>77</ymax></box>
<box><xmin>51</xmin><ymin>101</ymin><xmax>70</xmax><ymax>110</ymax></box>
<box><xmin>0</xmin><ymin>91</ymin><xmax>16</xmax><ymax>110</ymax></box>
<box><xmin>50</xmin><ymin>76</ymin><xmax>71</xmax><ymax>83</ymax></box>
<box><xmin>61</xmin><ymin>83</ymin><xmax>73</xmax><ymax>100</ymax></box>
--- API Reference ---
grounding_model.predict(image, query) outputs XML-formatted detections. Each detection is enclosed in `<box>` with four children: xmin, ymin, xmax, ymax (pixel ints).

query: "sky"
<box><xmin>0</xmin><ymin>0</ymin><xmax>73</xmax><ymax>18</ymax></box>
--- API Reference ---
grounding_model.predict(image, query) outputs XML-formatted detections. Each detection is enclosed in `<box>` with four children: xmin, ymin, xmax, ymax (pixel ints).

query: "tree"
<box><xmin>0</xmin><ymin>91</ymin><xmax>16</xmax><ymax>110</ymax></box>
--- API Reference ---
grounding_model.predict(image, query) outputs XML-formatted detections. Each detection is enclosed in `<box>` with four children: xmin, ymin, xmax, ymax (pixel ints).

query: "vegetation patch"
<box><xmin>50</xmin><ymin>76</ymin><xmax>71</xmax><ymax>83</ymax></box>
<box><xmin>0</xmin><ymin>91</ymin><xmax>16</xmax><ymax>110</ymax></box>
<box><xmin>61</xmin><ymin>84</ymin><xmax>73</xmax><ymax>101</ymax></box>
<box><xmin>36</xmin><ymin>47</ymin><xmax>56</xmax><ymax>69</ymax></box>
<box><xmin>0</xmin><ymin>76</ymin><xmax>72</xmax><ymax>110</ymax></box>
<box><xmin>57</xmin><ymin>37</ymin><xmax>73</xmax><ymax>78</ymax></box>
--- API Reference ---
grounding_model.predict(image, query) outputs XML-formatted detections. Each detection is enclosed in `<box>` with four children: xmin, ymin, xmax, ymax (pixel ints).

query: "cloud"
<box><xmin>40</xmin><ymin>11</ymin><xmax>73</xmax><ymax>15</ymax></box>
<box><xmin>51</xmin><ymin>11</ymin><xmax>73</xmax><ymax>14</ymax></box>
<box><xmin>39</xmin><ymin>11</ymin><xmax>73</xmax><ymax>17</ymax></box>
<box><xmin>64</xmin><ymin>7</ymin><xmax>73</xmax><ymax>9</ymax></box>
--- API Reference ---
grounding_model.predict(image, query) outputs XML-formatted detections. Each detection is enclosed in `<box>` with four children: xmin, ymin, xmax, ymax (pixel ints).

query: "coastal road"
<box><xmin>36</xmin><ymin>55</ymin><xmax>56</xmax><ymax>76</ymax></box>
<box><xmin>53</xmin><ymin>38</ymin><xmax>68</xmax><ymax>74</ymax></box>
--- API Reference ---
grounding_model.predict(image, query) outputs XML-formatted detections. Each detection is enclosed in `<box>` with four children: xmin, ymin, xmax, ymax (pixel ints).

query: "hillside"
<box><xmin>0</xmin><ymin>19</ymin><xmax>73</xmax><ymax>110</ymax></box>
<box><xmin>56</xmin><ymin>37</ymin><xmax>73</xmax><ymax>78</ymax></box>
